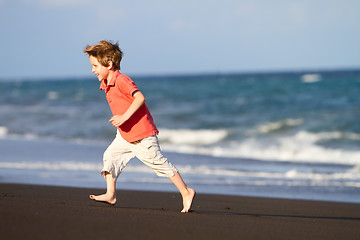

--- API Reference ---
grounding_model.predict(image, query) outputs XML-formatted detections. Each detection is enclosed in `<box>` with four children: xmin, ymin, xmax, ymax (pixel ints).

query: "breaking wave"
<box><xmin>1</xmin><ymin>161</ymin><xmax>359</xmax><ymax>188</ymax></box>
<box><xmin>159</xmin><ymin>128</ymin><xmax>360</xmax><ymax>165</ymax></box>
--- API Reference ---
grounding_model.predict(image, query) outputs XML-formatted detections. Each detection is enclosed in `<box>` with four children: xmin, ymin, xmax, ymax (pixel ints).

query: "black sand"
<box><xmin>1</xmin><ymin>184</ymin><xmax>360</xmax><ymax>240</ymax></box>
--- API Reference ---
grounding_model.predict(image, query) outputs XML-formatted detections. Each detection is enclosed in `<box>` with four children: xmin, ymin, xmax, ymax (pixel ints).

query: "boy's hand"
<box><xmin>109</xmin><ymin>115</ymin><xmax>128</xmax><ymax>127</ymax></box>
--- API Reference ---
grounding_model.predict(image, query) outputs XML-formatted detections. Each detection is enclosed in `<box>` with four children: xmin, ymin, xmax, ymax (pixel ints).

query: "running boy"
<box><xmin>83</xmin><ymin>40</ymin><xmax>195</xmax><ymax>212</ymax></box>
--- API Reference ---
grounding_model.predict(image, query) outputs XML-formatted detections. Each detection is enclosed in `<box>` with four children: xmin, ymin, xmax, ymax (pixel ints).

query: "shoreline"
<box><xmin>1</xmin><ymin>183</ymin><xmax>360</xmax><ymax>240</ymax></box>
<box><xmin>1</xmin><ymin>137</ymin><xmax>360</xmax><ymax>204</ymax></box>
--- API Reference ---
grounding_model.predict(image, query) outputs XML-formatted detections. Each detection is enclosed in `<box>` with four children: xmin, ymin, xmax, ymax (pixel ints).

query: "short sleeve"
<box><xmin>118</xmin><ymin>75</ymin><xmax>139</xmax><ymax>96</ymax></box>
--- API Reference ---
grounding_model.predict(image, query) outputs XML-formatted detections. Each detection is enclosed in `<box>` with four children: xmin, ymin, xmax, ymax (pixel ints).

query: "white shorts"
<box><xmin>101</xmin><ymin>130</ymin><xmax>178</xmax><ymax>181</ymax></box>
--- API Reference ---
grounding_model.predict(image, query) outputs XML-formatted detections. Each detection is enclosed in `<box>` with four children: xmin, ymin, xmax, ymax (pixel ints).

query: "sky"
<box><xmin>0</xmin><ymin>0</ymin><xmax>359</xmax><ymax>79</ymax></box>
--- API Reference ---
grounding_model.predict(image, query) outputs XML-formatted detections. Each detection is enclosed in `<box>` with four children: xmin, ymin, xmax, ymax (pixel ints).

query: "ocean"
<box><xmin>1</xmin><ymin>70</ymin><xmax>360</xmax><ymax>203</ymax></box>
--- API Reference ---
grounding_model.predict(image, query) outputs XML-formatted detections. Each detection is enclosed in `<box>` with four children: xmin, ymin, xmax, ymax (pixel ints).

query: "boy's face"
<box><xmin>89</xmin><ymin>56</ymin><xmax>111</xmax><ymax>81</ymax></box>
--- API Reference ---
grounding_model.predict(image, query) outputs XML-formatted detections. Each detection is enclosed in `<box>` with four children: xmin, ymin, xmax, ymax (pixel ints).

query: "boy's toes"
<box><xmin>89</xmin><ymin>194</ymin><xmax>117</xmax><ymax>205</ymax></box>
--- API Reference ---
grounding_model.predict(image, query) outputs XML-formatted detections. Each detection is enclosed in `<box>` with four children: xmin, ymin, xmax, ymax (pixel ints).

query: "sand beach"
<box><xmin>1</xmin><ymin>183</ymin><xmax>360</xmax><ymax>240</ymax></box>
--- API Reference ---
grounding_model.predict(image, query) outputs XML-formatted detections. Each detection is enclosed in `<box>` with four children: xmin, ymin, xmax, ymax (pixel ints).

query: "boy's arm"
<box><xmin>109</xmin><ymin>91</ymin><xmax>146</xmax><ymax>127</ymax></box>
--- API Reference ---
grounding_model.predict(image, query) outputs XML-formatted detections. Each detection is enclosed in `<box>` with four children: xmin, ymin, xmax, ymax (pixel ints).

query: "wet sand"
<box><xmin>1</xmin><ymin>183</ymin><xmax>360</xmax><ymax>240</ymax></box>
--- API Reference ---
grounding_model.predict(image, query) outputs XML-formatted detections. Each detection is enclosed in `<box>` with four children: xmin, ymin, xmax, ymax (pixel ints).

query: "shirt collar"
<box><xmin>99</xmin><ymin>71</ymin><xmax>121</xmax><ymax>90</ymax></box>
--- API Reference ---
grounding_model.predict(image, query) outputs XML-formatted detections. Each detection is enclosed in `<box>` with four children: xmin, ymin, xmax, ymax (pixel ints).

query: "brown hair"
<box><xmin>83</xmin><ymin>40</ymin><xmax>123</xmax><ymax>71</ymax></box>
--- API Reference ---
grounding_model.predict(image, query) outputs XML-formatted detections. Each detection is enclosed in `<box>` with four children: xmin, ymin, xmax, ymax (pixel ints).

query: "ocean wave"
<box><xmin>160</xmin><ymin>130</ymin><xmax>360</xmax><ymax>165</ymax></box>
<box><xmin>158</xmin><ymin>128</ymin><xmax>228</xmax><ymax>145</ymax></box>
<box><xmin>0</xmin><ymin>161</ymin><xmax>102</xmax><ymax>171</ymax></box>
<box><xmin>1</xmin><ymin>161</ymin><xmax>359</xmax><ymax>188</ymax></box>
<box><xmin>295</xmin><ymin>131</ymin><xmax>360</xmax><ymax>142</ymax></box>
<box><xmin>2</xmin><ymin>126</ymin><xmax>359</xmax><ymax>166</ymax></box>
<box><xmin>2</xmin><ymin>131</ymin><xmax>48</xmax><ymax>141</ymax></box>
<box><xmin>256</xmin><ymin>118</ymin><xmax>303</xmax><ymax>134</ymax></box>
<box><xmin>116</xmin><ymin>177</ymin><xmax>360</xmax><ymax>188</ymax></box>
<box><xmin>0</xmin><ymin>126</ymin><xmax>8</xmax><ymax>138</ymax></box>
<box><xmin>47</xmin><ymin>91</ymin><xmax>60</xmax><ymax>100</ymax></box>
<box><xmin>301</xmin><ymin>74</ymin><xmax>322</xmax><ymax>83</ymax></box>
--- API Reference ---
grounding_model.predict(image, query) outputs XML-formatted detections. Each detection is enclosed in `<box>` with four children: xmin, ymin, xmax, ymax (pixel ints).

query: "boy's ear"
<box><xmin>107</xmin><ymin>61</ymin><xmax>114</xmax><ymax>70</ymax></box>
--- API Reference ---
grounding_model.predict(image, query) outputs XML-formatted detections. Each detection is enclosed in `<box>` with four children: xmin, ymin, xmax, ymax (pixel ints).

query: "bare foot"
<box><xmin>89</xmin><ymin>193</ymin><xmax>117</xmax><ymax>205</ymax></box>
<box><xmin>181</xmin><ymin>188</ymin><xmax>196</xmax><ymax>213</ymax></box>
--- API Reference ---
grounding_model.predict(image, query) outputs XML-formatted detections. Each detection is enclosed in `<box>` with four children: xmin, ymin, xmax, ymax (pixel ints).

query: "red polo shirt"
<box><xmin>100</xmin><ymin>71</ymin><xmax>159</xmax><ymax>142</ymax></box>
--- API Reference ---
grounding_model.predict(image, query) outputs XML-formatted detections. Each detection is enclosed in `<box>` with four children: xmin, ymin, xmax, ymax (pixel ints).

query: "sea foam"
<box><xmin>301</xmin><ymin>74</ymin><xmax>322</xmax><ymax>83</ymax></box>
<box><xmin>159</xmin><ymin>128</ymin><xmax>360</xmax><ymax>165</ymax></box>
<box><xmin>158</xmin><ymin>128</ymin><xmax>228</xmax><ymax>145</ymax></box>
<box><xmin>1</xmin><ymin>161</ymin><xmax>359</xmax><ymax>188</ymax></box>
<box><xmin>0</xmin><ymin>126</ymin><xmax>8</xmax><ymax>138</ymax></box>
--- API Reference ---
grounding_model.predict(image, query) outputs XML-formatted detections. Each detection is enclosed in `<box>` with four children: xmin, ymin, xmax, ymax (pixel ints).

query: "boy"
<box><xmin>83</xmin><ymin>40</ymin><xmax>195</xmax><ymax>212</ymax></box>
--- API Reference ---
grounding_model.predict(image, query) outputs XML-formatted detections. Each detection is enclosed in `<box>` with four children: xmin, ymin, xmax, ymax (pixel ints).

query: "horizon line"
<box><xmin>1</xmin><ymin>66</ymin><xmax>360</xmax><ymax>82</ymax></box>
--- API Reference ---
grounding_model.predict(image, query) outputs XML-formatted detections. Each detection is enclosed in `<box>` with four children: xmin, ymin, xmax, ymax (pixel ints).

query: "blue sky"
<box><xmin>0</xmin><ymin>0</ymin><xmax>359</xmax><ymax>79</ymax></box>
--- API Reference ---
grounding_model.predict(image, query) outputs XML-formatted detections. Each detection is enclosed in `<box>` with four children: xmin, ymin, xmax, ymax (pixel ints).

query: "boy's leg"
<box><xmin>133</xmin><ymin>135</ymin><xmax>196</xmax><ymax>212</ymax></box>
<box><xmin>169</xmin><ymin>171</ymin><xmax>196</xmax><ymax>213</ymax></box>
<box><xmin>89</xmin><ymin>172</ymin><xmax>117</xmax><ymax>205</ymax></box>
<box><xmin>90</xmin><ymin>130</ymin><xmax>134</xmax><ymax>205</ymax></box>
